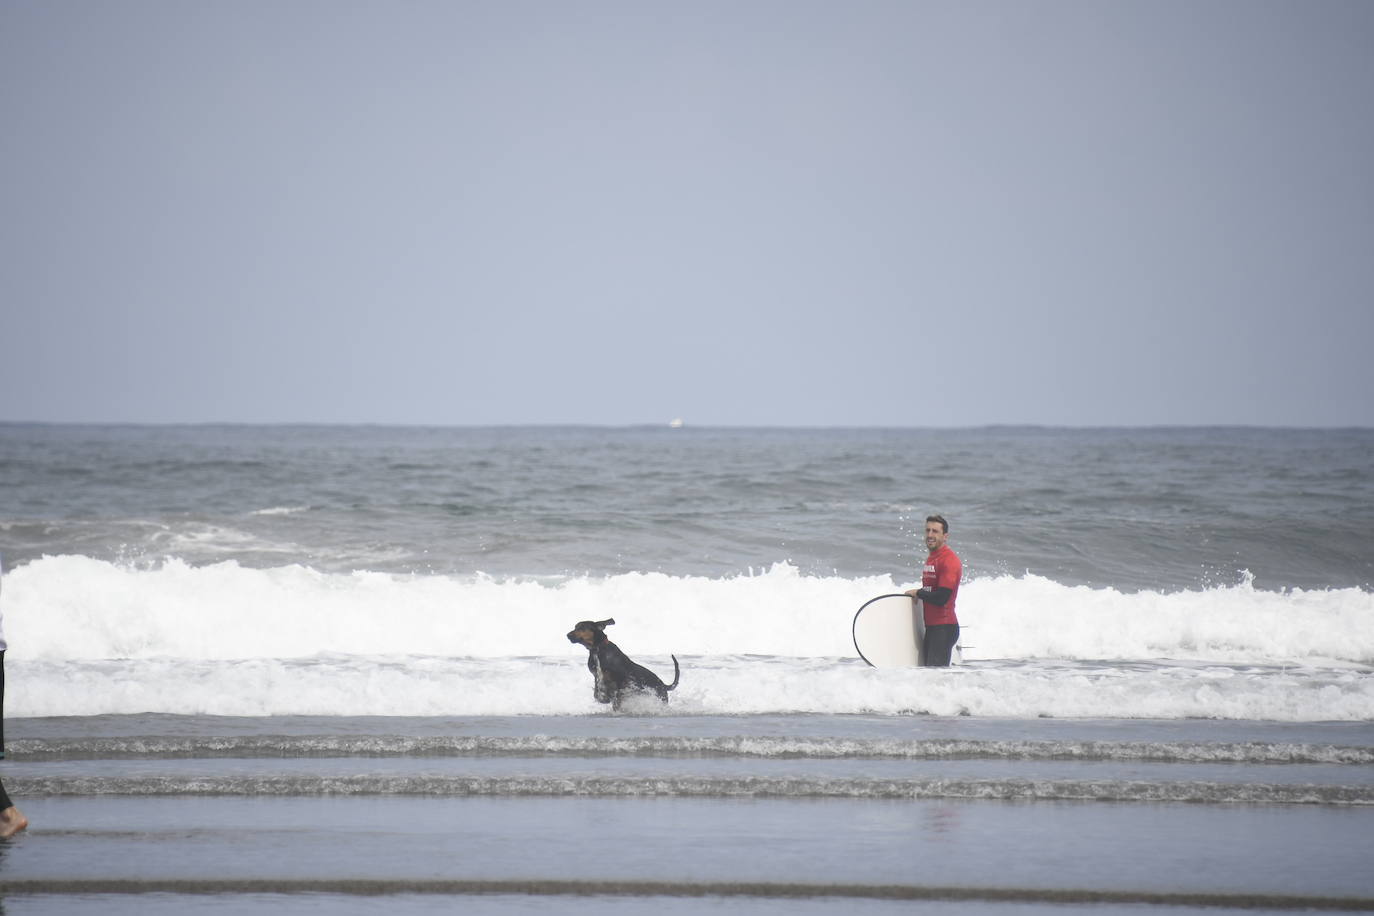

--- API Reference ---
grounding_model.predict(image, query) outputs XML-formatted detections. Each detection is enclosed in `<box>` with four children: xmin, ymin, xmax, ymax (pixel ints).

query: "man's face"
<box><xmin>925</xmin><ymin>521</ymin><xmax>947</xmax><ymax>553</ymax></box>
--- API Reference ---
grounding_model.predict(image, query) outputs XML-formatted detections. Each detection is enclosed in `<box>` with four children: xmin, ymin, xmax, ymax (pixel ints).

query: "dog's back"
<box><xmin>595</xmin><ymin>640</ymin><xmax>679</xmax><ymax>701</ymax></box>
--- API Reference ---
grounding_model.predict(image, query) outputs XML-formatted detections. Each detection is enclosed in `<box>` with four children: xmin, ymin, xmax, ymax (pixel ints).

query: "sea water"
<box><xmin>1</xmin><ymin>424</ymin><xmax>1372</xmax><ymax>913</ymax></box>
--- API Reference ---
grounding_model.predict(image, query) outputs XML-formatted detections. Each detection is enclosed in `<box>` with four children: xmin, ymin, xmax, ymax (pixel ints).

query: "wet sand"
<box><xmin>2</xmin><ymin>714</ymin><xmax>1372</xmax><ymax>913</ymax></box>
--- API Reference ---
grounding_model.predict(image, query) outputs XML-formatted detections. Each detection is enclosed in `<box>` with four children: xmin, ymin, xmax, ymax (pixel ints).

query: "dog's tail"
<box><xmin>666</xmin><ymin>654</ymin><xmax>680</xmax><ymax>692</ymax></box>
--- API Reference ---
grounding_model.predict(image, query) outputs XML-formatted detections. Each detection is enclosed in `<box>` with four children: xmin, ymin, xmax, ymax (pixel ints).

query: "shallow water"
<box><xmin>3</xmin><ymin>713</ymin><xmax>1373</xmax><ymax>912</ymax></box>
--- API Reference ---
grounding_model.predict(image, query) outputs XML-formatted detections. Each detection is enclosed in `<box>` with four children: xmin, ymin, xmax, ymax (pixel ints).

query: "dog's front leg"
<box><xmin>591</xmin><ymin>656</ymin><xmax>614</xmax><ymax>705</ymax></box>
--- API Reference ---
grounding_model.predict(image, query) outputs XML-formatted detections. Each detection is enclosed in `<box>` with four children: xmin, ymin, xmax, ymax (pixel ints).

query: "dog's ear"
<box><xmin>596</xmin><ymin>618</ymin><xmax>615</xmax><ymax>628</ymax></box>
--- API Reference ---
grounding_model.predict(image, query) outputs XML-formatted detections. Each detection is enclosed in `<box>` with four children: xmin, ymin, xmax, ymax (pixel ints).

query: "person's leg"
<box><xmin>0</xmin><ymin>650</ymin><xmax>25</xmax><ymax>837</ymax></box>
<box><xmin>923</xmin><ymin>624</ymin><xmax>960</xmax><ymax>667</ymax></box>
<box><xmin>0</xmin><ymin>777</ymin><xmax>25</xmax><ymax>838</ymax></box>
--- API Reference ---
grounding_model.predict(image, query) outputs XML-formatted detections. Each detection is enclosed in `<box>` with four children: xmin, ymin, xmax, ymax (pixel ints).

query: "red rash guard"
<box><xmin>921</xmin><ymin>545</ymin><xmax>962</xmax><ymax>626</ymax></box>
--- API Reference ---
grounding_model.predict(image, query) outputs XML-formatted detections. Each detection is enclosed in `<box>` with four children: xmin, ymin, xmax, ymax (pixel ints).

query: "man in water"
<box><xmin>906</xmin><ymin>514</ymin><xmax>962</xmax><ymax>666</ymax></box>
<box><xmin>0</xmin><ymin>556</ymin><xmax>23</xmax><ymax>836</ymax></box>
<box><xmin>1</xmin><ymin>551</ymin><xmax>8</xmax><ymax>757</ymax></box>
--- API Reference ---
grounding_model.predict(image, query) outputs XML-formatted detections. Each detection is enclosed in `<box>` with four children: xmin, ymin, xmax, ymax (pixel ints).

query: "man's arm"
<box><xmin>913</xmin><ymin>586</ymin><xmax>952</xmax><ymax>607</ymax></box>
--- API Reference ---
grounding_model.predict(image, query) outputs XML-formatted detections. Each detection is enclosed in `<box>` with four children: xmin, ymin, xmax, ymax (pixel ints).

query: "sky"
<box><xmin>2</xmin><ymin>0</ymin><xmax>1372</xmax><ymax>427</ymax></box>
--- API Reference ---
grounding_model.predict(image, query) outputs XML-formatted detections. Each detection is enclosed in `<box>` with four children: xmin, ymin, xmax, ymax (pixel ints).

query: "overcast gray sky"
<box><xmin>3</xmin><ymin>0</ymin><xmax>1371</xmax><ymax>427</ymax></box>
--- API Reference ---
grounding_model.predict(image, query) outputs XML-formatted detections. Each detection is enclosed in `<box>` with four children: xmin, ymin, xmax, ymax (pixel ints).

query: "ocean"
<box><xmin>1</xmin><ymin>423</ymin><xmax>1372</xmax><ymax>913</ymax></box>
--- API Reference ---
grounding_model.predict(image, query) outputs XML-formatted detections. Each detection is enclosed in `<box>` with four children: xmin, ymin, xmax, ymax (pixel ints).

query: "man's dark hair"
<box><xmin>926</xmin><ymin>514</ymin><xmax>949</xmax><ymax>534</ymax></box>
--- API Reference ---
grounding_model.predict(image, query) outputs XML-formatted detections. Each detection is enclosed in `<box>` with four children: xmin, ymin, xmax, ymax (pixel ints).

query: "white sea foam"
<box><xmin>10</xmin><ymin>652</ymin><xmax>1374</xmax><ymax>720</ymax></box>
<box><xmin>3</xmin><ymin>556</ymin><xmax>1372</xmax><ymax>720</ymax></box>
<box><xmin>7</xmin><ymin>556</ymin><xmax>1372</xmax><ymax>663</ymax></box>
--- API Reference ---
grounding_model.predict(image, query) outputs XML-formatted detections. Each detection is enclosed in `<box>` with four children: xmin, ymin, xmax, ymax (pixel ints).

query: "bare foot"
<box><xmin>0</xmin><ymin>805</ymin><xmax>28</xmax><ymax>838</ymax></box>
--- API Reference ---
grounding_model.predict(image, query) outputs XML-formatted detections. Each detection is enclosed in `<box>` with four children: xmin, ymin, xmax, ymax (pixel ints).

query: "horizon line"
<box><xmin>2</xmin><ymin>420</ymin><xmax>1370</xmax><ymax>432</ymax></box>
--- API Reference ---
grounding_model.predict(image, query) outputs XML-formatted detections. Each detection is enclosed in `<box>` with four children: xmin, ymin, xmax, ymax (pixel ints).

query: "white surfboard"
<box><xmin>852</xmin><ymin>593</ymin><xmax>925</xmax><ymax>667</ymax></box>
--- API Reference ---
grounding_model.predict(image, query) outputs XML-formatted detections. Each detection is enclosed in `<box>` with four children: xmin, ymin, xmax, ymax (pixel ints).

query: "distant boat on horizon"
<box><xmin>669</xmin><ymin>418</ymin><xmax>684</xmax><ymax>429</ymax></box>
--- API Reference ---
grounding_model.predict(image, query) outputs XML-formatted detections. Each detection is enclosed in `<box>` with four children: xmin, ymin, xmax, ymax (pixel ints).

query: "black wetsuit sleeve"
<box><xmin>916</xmin><ymin>586</ymin><xmax>953</xmax><ymax>607</ymax></box>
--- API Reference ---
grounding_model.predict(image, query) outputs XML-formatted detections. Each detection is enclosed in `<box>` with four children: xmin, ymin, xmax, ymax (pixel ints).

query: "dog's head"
<box><xmin>567</xmin><ymin>618</ymin><xmax>615</xmax><ymax>649</ymax></box>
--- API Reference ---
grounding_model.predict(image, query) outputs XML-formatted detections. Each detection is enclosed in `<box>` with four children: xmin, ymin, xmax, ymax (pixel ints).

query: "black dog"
<box><xmin>566</xmin><ymin>618</ymin><xmax>679</xmax><ymax>711</ymax></box>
